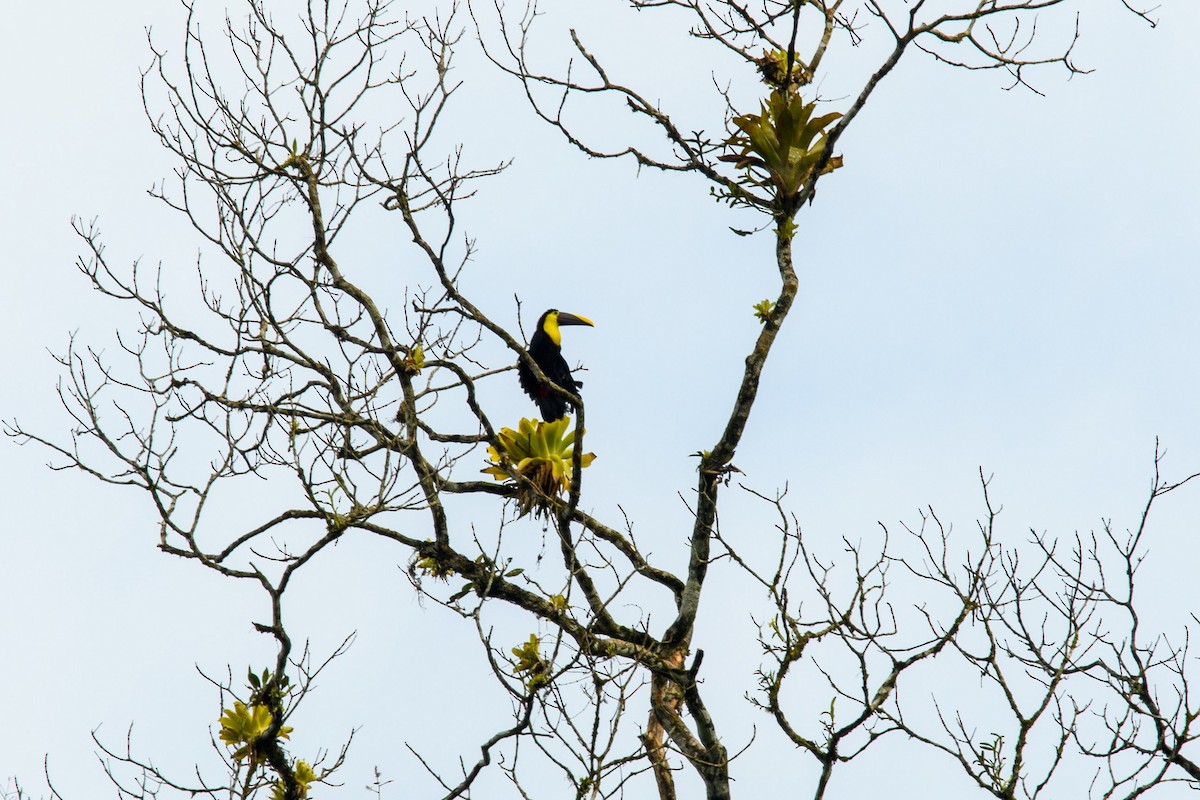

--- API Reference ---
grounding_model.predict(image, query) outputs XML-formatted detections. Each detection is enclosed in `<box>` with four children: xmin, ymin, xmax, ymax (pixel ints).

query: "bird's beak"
<box><xmin>556</xmin><ymin>312</ymin><xmax>594</xmax><ymax>327</ymax></box>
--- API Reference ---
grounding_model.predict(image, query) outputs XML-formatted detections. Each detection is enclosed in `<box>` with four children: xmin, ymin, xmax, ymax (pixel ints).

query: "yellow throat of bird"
<box><xmin>544</xmin><ymin>312</ymin><xmax>562</xmax><ymax>346</ymax></box>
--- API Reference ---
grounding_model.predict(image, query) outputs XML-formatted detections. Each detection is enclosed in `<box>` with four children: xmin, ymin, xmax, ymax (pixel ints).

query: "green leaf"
<box><xmin>512</xmin><ymin>634</ymin><xmax>542</xmax><ymax>673</ymax></box>
<box><xmin>483</xmin><ymin>417</ymin><xmax>596</xmax><ymax>517</ymax></box>
<box><xmin>415</xmin><ymin>555</ymin><xmax>455</xmax><ymax>580</ymax></box>
<box><xmin>403</xmin><ymin>342</ymin><xmax>425</xmax><ymax>375</ymax></box>
<box><xmin>511</xmin><ymin>633</ymin><xmax>551</xmax><ymax>689</ymax></box>
<box><xmin>724</xmin><ymin>90</ymin><xmax>843</xmax><ymax>206</ymax></box>
<box><xmin>218</xmin><ymin>701</ymin><xmax>292</xmax><ymax>763</ymax></box>
<box><xmin>777</xmin><ymin>216</ymin><xmax>798</xmax><ymax>243</ymax></box>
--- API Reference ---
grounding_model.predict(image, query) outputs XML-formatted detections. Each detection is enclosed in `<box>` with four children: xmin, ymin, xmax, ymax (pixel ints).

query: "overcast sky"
<box><xmin>2</xmin><ymin>1</ymin><xmax>1199</xmax><ymax>797</ymax></box>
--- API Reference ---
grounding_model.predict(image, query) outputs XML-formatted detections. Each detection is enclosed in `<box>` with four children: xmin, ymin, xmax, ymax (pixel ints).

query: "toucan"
<box><xmin>518</xmin><ymin>309</ymin><xmax>594</xmax><ymax>420</ymax></box>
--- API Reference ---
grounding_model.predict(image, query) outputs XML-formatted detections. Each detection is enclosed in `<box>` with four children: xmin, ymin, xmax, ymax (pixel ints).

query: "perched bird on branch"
<box><xmin>518</xmin><ymin>309</ymin><xmax>594</xmax><ymax>421</ymax></box>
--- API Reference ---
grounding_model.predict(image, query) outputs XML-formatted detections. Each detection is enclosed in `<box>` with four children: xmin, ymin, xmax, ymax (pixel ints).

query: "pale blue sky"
<box><xmin>2</xmin><ymin>1</ymin><xmax>1198</xmax><ymax>797</ymax></box>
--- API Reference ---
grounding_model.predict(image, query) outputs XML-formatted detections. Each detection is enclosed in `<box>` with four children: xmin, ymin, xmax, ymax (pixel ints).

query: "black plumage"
<box><xmin>518</xmin><ymin>309</ymin><xmax>594</xmax><ymax>420</ymax></box>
